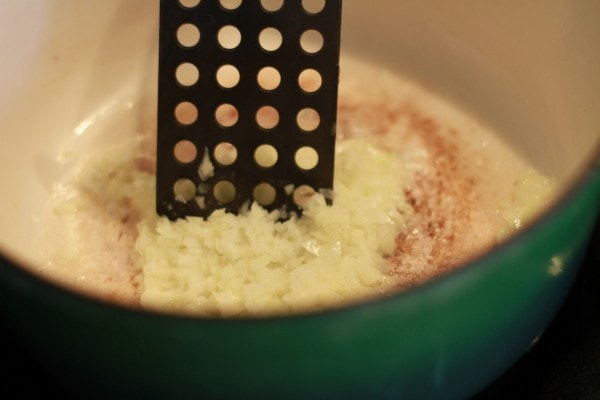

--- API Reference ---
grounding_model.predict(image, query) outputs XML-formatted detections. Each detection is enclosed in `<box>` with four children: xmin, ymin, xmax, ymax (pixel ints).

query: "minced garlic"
<box><xmin>136</xmin><ymin>138</ymin><xmax>411</xmax><ymax>316</ymax></box>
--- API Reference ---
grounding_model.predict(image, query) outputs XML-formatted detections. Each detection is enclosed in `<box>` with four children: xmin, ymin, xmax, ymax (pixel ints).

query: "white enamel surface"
<box><xmin>0</xmin><ymin>0</ymin><xmax>599</xmax><ymax>262</ymax></box>
<box><xmin>0</xmin><ymin>0</ymin><xmax>158</xmax><ymax>262</ymax></box>
<box><xmin>342</xmin><ymin>1</ymin><xmax>600</xmax><ymax>174</ymax></box>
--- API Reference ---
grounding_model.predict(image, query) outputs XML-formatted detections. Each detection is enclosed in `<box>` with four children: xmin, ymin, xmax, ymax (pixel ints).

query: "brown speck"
<box><xmin>134</xmin><ymin>156</ymin><xmax>156</xmax><ymax>174</ymax></box>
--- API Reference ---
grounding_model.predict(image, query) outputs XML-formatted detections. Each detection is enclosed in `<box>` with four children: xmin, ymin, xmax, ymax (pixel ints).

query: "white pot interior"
<box><xmin>1</xmin><ymin>0</ymin><xmax>599</xmax><ymax>265</ymax></box>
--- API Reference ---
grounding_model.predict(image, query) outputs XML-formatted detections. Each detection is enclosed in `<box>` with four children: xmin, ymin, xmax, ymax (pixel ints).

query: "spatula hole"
<box><xmin>175</xmin><ymin>63</ymin><xmax>200</xmax><ymax>87</ymax></box>
<box><xmin>215</xmin><ymin>103</ymin><xmax>239</xmax><ymax>128</ymax></box>
<box><xmin>260</xmin><ymin>0</ymin><xmax>284</xmax><ymax>12</ymax></box>
<box><xmin>298</xmin><ymin>69</ymin><xmax>322</xmax><ymax>93</ymax></box>
<box><xmin>253</xmin><ymin>183</ymin><xmax>277</xmax><ymax>206</ymax></box>
<box><xmin>175</xmin><ymin>102</ymin><xmax>198</xmax><ymax>126</ymax></box>
<box><xmin>295</xmin><ymin>147</ymin><xmax>319</xmax><ymax>171</ymax></box>
<box><xmin>254</xmin><ymin>145</ymin><xmax>278</xmax><ymax>168</ymax></box>
<box><xmin>300</xmin><ymin>29</ymin><xmax>324</xmax><ymax>54</ymax></box>
<box><xmin>259</xmin><ymin>27</ymin><xmax>283</xmax><ymax>52</ymax></box>
<box><xmin>302</xmin><ymin>0</ymin><xmax>325</xmax><ymax>14</ymax></box>
<box><xmin>219</xmin><ymin>0</ymin><xmax>242</xmax><ymax>10</ymax></box>
<box><xmin>214</xmin><ymin>142</ymin><xmax>238</xmax><ymax>166</ymax></box>
<box><xmin>177</xmin><ymin>24</ymin><xmax>201</xmax><ymax>48</ymax></box>
<box><xmin>296</xmin><ymin>108</ymin><xmax>320</xmax><ymax>132</ymax></box>
<box><xmin>173</xmin><ymin>179</ymin><xmax>197</xmax><ymax>202</ymax></box>
<box><xmin>218</xmin><ymin>25</ymin><xmax>242</xmax><ymax>50</ymax></box>
<box><xmin>174</xmin><ymin>140</ymin><xmax>198</xmax><ymax>163</ymax></box>
<box><xmin>257</xmin><ymin>67</ymin><xmax>281</xmax><ymax>91</ymax></box>
<box><xmin>293</xmin><ymin>185</ymin><xmax>316</xmax><ymax>208</ymax></box>
<box><xmin>178</xmin><ymin>0</ymin><xmax>201</xmax><ymax>9</ymax></box>
<box><xmin>213</xmin><ymin>181</ymin><xmax>236</xmax><ymax>204</ymax></box>
<box><xmin>256</xmin><ymin>106</ymin><xmax>280</xmax><ymax>130</ymax></box>
<box><xmin>216</xmin><ymin>64</ymin><xmax>240</xmax><ymax>89</ymax></box>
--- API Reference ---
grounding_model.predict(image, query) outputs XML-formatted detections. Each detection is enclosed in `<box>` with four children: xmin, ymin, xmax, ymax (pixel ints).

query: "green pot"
<box><xmin>1</xmin><ymin>1</ymin><xmax>599</xmax><ymax>399</ymax></box>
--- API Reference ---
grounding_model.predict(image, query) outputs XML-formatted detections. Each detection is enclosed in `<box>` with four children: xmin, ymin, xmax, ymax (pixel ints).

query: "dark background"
<box><xmin>472</xmin><ymin>216</ymin><xmax>600</xmax><ymax>400</ymax></box>
<box><xmin>1</xmin><ymin>220</ymin><xmax>598</xmax><ymax>399</ymax></box>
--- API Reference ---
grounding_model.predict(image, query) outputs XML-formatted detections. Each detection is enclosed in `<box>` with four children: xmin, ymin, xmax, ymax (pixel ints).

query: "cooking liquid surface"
<box><xmin>37</xmin><ymin>56</ymin><xmax>555</xmax><ymax>315</ymax></box>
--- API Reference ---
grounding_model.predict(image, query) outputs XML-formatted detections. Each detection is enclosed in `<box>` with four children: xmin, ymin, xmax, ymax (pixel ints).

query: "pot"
<box><xmin>0</xmin><ymin>1</ymin><xmax>599</xmax><ymax>399</ymax></box>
